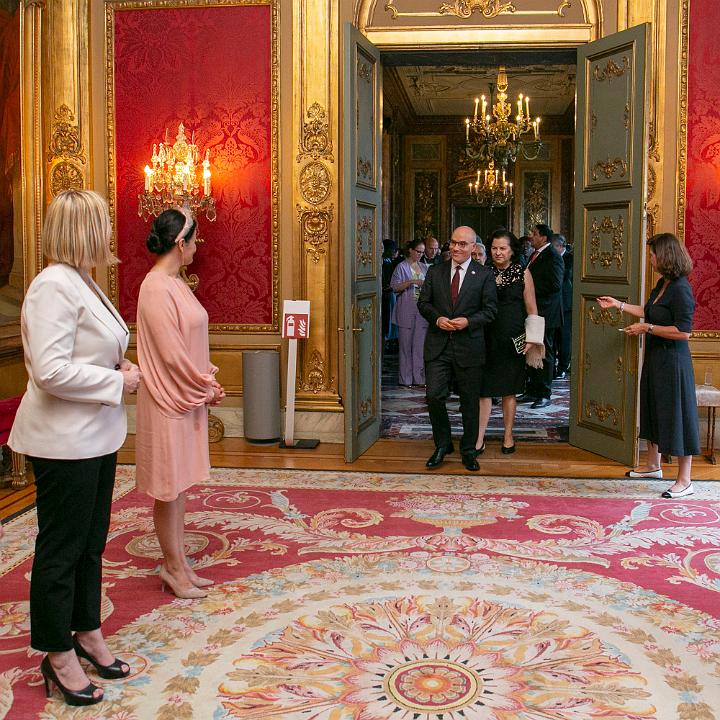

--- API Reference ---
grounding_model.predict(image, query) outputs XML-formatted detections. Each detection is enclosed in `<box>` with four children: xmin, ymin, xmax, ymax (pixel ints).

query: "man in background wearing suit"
<box><xmin>552</xmin><ymin>233</ymin><xmax>573</xmax><ymax>379</ymax></box>
<box><xmin>418</xmin><ymin>226</ymin><xmax>497</xmax><ymax>471</ymax></box>
<box><xmin>518</xmin><ymin>223</ymin><xmax>565</xmax><ymax>408</ymax></box>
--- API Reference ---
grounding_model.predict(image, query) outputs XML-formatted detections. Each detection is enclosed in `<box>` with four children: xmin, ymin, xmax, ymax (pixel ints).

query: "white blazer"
<box><xmin>9</xmin><ymin>263</ymin><xmax>130</xmax><ymax>459</ymax></box>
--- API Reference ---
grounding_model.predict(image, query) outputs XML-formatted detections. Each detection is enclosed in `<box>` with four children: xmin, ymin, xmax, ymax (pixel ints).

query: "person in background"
<box><xmin>440</xmin><ymin>242</ymin><xmax>451</xmax><ymax>262</ymax></box>
<box><xmin>597</xmin><ymin>232</ymin><xmax>699</xmax><ymax>498</ymax></box>
<box><xmin>390</xmin><ymin>238</ymin><xmax>429</xmax><ymax>386</ymax></box>
<box><xmin>551</xmin><ymin>233</ymin><xmax>573</xmax><ymax>379</ymax></box>
<box><xmin>135</xmin><ymin>207</ymin><xmax>225</xmax><ymax>599</ymax></box>
<box><xmin>518</xmin><ymin>223</ymin><xmax>564</xmax><ymax>408</ymax></box>
<box><xmin>9</xmin><ymin>190</ymin><xmax>140</xmax><ymax>706</ymax></box>
<box><xmin>476</xmin><ymin>229</ymin><xmax>541</xmax><ymax>455</ymax></box>
<box><xmin>382</xmin><ymin>239</ymin><xmax>399</xmax><ymax>352</ymax></box>
<box><xmin>422</xmin><ymin>236</ymin><xmax>442</xmax><ymax>266</ymax></box>
<box><xmin>471</xmin><ymin>241</ymin><xmax>487</xmax><ymax>265</ymax></box>
<box><xmin>518</xmin><ymin>235</ymin><xmax>533</xmax><ymax>268</ymax></box>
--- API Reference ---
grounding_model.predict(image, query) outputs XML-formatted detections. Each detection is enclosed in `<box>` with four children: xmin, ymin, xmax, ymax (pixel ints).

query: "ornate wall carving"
<box><xmin>47</xmin><ymin>104</ymin><xmax>86</xmax><ymax>196</ymax></box>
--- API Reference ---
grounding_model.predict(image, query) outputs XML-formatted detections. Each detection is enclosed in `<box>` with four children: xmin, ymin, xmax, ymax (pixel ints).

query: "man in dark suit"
<box><xmin>422</xmin><ymin>236</ymin><xmax>442</xmax><ymax>266</ymax></box>
<box><xmin>552</xmin><ymin>233</ymin><xmax>573</xmax><ymax>378</ymax></box>
<box><xmin>417</xmin><ymin>226</ymin><xmax>497</xmax><ymax>470</ymax></box>
<box><xmin>518</xmin><ymin>223</ymin><xmax>565</xmax><ymax>408</ymax></box>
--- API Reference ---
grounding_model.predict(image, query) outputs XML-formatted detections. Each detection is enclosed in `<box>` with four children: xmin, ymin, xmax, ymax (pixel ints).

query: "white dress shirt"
<box><xmin>451</xmin><ymin>256</ymin><xmax>473</xmax><ymax>293</ymax></box>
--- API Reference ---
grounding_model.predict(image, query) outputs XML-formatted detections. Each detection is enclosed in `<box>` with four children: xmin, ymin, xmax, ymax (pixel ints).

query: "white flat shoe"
<box><xmin>625</xmin><ymin>468</ymin><xmax>663</xmax><ymax>478</ymax></box>
<box><xmin>661</xmin><ymin>483</ymin><xmax>694</xmax><ymax>499</ymax></box>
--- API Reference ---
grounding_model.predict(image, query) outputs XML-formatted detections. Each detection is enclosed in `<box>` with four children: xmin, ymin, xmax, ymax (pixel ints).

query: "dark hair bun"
<box><xmin>146</xmin><ymin>230</ymin><xmax>164</xmax><ymax>254</ymax></box>
<box><xmin>145</xmin><ymin>208</ymin><xmax>195</xmax><ymax>256</ymax></box>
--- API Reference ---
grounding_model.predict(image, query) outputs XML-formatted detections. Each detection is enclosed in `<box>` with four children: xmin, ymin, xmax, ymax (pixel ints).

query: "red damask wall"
<box><xmin>685</xmin><ymin>0</ymin><xmax>720</xmax><ymax>330</ymax></box>
<box><xmin>113</xmin><ymin>5</ymin><xmax>273</xmax><ymax>325</ymax></box>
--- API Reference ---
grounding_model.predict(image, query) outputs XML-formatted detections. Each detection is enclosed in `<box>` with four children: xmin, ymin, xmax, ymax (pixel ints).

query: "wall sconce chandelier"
<box><xmin>464</xmin><ymin>66</ymin><xmax>542</xmax><ymax>170</ymax></box>
<box><xmin>138</xmin><ymin>123</ymin><xmax>217</xmax><ymax>223</ymax></box>
<box><xmin>469</xmin><ymin>159</ymin><xmax>514</xmax><ymax>208</ymax></box>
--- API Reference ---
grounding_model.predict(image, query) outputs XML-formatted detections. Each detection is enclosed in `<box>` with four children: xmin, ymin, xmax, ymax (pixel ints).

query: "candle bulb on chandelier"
<box><xmin>466</xmin><ymin>118</ymin><xmax>470</xmax><ymax>142</ymax></box>
<box><xmin>517</xmin><ymin>94</ymin><xmax>523</xmax><ymax>118</ymax></box>
<box><xmin>474</xmin><ymin>97</ymin><xmax>479</xmax><ymax>122</ymax></box>
<box><xmin>502</xmin><ymin>169</ymin><xmax>506</xmax><ymax>183</ymax></box>
<box><xmin>485</xmin><ymin>114</ymin><xmax>490</xmax><ymax>129</ymax></box>
<box><xmin>535</xmin><ymin>117</ymin><xmax>541</xmax><ymax>139</ymax></box>
<box><xmin>525</xmin><ymin>96</ymin><xmax>530</xmax><ymax>119</ymax></box>
<box><xmin>144</xmin><ymin>165</ymin><xmax>151</xmax><ymax>192</ymax></box>
<box><xmin>481</xmin><ymin>95</ymin><xmax>487</xmax><ymax>119</ymax></box>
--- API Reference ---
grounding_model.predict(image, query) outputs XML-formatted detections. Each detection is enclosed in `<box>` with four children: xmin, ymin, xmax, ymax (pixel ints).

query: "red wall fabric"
<box><xmin>113</xmin><ymin>5</ymin><xmax>273</xmax><ymax>325</ymax></box>
<box><xmin>685</xmin><ymin>0</ymin><xmax>720</xmax><ymax>330</ymax></box>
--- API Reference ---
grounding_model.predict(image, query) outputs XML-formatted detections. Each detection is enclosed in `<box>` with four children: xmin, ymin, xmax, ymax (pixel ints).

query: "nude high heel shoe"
<box><xmin>159</xmin><ymin>567</ymin><xmax>207</xmax><ymax>599</ymax></box>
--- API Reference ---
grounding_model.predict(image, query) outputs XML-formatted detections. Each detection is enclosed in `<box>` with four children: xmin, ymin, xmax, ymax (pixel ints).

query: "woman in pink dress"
<box><xmin>135</xmin><ymin>207</ymin><xmax>225</xmax><ymax>599</ymax></box>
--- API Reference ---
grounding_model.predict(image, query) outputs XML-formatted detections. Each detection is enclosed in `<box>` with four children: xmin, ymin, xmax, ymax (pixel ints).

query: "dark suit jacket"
<box><xmin>528</xmin><ymin>245</ymin><xmax>565</xmax><ymax>328</ymax></box>
<box><xmin>560</xmin><ymin>250</ymin><xmax>573</xmax><ymax>312</ymax></box>
<box><xmin>417</xmin><ymin>259</ymin><xmax>497</xmax><ymax>367</ymax></box>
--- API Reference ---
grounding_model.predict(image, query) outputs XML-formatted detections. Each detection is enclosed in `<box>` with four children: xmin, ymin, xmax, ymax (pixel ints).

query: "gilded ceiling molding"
<box><xmin>356</xmin><ymin>0</ymin><xmax>601</xmax><ymax>33</ymax></box>
<box><xmin>47</xmin><ymin>104</ymin><xmax>86</xmax><ymax>196</ymax></box>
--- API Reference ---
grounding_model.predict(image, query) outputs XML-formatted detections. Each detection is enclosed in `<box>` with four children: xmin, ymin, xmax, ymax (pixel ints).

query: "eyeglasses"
<box><xmin>449</xmin><ymin>240</ymin><xmax>472</xmax><ymax>248</ymax></box>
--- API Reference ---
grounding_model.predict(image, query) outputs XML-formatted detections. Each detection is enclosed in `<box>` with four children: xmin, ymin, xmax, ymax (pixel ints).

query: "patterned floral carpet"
<box><xmin>1</xmin><ymin>466</ymin><xmax>720</xmax><ymax>719</ymax></box>
<box><xmin>381</xmin><ymin>350</ymin><xmax>570</xmax><ymax>442</ymax></box>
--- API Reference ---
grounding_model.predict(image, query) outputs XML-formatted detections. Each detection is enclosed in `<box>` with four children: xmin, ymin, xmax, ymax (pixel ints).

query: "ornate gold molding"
<box><xmin>380</xmin><ymin>0</ymin><xmax>577</xmax><ymax>21</ymax></box>
<box><xmin>299</xmin><ymin>161</ymin><xmax>331</xmax><ymax>205</ymax></box>
<box><xmin>587</xmin><ymin>305</ymin><xmax>621</xmax><ymax>326</ymax></box>
<box><xmin>47</xmin><ymin>104</ymin><xmax>86</xmax><ymax>197</ymax></box>
<box><xmin>585</xmin><ymin>400</ymin><xmax>620</xmax><ymax>426</ymax></box>
<box><xmin>356</xmin><ymin>215</ymin><xmax>374</xmax><ymax>266</ymax></box>
<box><xmin>297</xmin><ymin>204</ymin><xmax>334</xmax><ymax>264</ymax></box>
<box><xmin>590</xmin><ymin>216</ymin><xmax>624</xmax><ymax>269</ymax></box>
<box><xmin>593</xmin><ymin>56</ymin><xmax>630</xmax><ymax>82</ymax></box>
<box><xmin>298</xmin><ymin>102</ymin><xmax>333</xmax><ymax>162</ymax></box>
<box><xmin>299</xmin><ymin>348</ymin><xmax>333</xmax><ymax>393</ymax></box>
<box><xmin>676</xmin><ymin>0</ymin><xmax>689</xmax><ymax>243</ymax></box>
<box><xmin>591</xmin><ymin>157</ymin><xmax>627</xmax><ymax>181</ymax></box>
<box><xmin>437</xmin><ymin>0</ymin><xmax>516</xmax><ymax>18</ymax></box>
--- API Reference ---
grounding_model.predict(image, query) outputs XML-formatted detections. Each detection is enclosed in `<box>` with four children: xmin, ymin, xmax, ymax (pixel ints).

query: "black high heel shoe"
<box><xmin>40</xmin><ymin>655</ymin><xmax>103</xmax><ymax>706</ymax></box>
<box><xmin>73</xmin><ymin>635</ymin><xmax>130</xmax><ymax>680</ymax></box>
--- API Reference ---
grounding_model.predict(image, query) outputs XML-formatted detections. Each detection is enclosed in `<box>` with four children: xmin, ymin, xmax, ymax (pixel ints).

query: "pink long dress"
<box><xmin>135</xmin><ymin>272</ymin><xmax>217</xmax><ymax>501</ymax></box>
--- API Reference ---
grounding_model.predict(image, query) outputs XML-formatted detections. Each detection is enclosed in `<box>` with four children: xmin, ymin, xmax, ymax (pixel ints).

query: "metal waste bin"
<box><xmin>242</xmin><ymin>350</ymin><xmax>281</xmax><ymax>443</ymax></box>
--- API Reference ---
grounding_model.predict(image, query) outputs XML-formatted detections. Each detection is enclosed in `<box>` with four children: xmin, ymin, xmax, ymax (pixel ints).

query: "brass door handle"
<box><xmin>352</xmin><ymin>327</ymin><xmax>364</xmax><ymax>333</ymax></box>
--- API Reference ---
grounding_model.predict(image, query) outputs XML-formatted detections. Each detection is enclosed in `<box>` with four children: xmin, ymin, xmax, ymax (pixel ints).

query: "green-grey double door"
<box><xmin>343</xmin><ymin>24</ymin><xmax>382</xmax><ymax>462</ymax></box>
<box><xmin>570</xmin><ymin>23</ymin><xmax>651</xmax><ymax>465</ymax></box>
<box><xmin>342</xmin><ymin>23</ymin><xmax>651</xmax><ymax>466</ymax></box>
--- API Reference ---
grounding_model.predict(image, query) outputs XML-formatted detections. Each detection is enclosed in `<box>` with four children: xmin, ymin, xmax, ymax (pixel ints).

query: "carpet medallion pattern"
<box><xmin>0</xmin><ymin>468</ymin><xmax>719</xmax><ymax>719</ymax></box>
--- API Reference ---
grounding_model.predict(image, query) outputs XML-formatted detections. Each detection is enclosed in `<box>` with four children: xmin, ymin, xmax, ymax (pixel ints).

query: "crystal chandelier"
<box><xmin>464</xmin><ymin>66</ymin><xmax>542</xmax><ymax>170</ymax></box>
<box><xmin>138</xmin><ymin>123</ymin><xmax>217</xmax><ymax>222</ymax></box>
<box><xmin>469</xmin><ymin>159</ymin><xmax>513</xmax><ymax>208</ymax></box>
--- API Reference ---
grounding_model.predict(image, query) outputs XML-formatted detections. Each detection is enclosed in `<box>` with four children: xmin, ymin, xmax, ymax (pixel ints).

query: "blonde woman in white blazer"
<box><xmin>9</xmin><ymin>190</ymin><xmax>141</xmax><ymax>707</ymax></box>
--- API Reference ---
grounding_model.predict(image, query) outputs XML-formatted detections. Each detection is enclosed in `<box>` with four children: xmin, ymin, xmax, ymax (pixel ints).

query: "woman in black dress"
<box><xmin>476</xmin><ymin>229</ymin><xmax>539</xmax><ymax>454</ymax></box>
<box><xmin>598</xmin><ymin>233</ymin><xmax>699</xmax><ymax>498</ymax></box>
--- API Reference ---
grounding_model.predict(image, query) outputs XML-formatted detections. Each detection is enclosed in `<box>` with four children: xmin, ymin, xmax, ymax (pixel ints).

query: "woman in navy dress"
<box><xmin>598</xmin><ymin>233</ymin><xmax>699</xmax><ymax>498</ymax></box>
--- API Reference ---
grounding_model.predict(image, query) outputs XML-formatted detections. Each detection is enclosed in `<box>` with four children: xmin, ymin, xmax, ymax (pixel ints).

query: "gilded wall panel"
<box><xmin>353</xmin><ymin>292</ymin><xmax>378</xmax><ymax>432</ymax></box>
<box><xmin>583</xmin><ymin>46</ymin><xmax>634</xmax><ymax>191</ymax></box>
<box><xmin>355</xmin><ymin>202</ymin><xmax>376</xmax><ymax>279</ymax></box>
<box><xmin>355</xmin><ymin>46</ymin><xmax>378</xmax><ymax>190</ymax></box>
<box><xmin>294</xmin><ymin>0</ymin><xmax>341</xmax><ymax>409</ymax></box>
<box><xmin>576</xmin><ymin>293</ymin><xmax>630</xmax><ymax>439</ymax></box>
<box><xmin>521</xmin><ymin>170</ymin><xmax>550</xmax><ymax>234</ymax></box>
<box><xmin>581</xmin><ymin>201</ymin><xmax>632</xmax><ymax>283</ymax></box>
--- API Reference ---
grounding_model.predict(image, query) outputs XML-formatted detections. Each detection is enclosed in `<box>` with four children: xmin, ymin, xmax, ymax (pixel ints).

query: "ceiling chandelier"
<box><xmin>464</xmin><ymin>66</ymin><xmax>542</xmax><ymax>169</ymax></box>
<box><xmin>468</xmin><ymin>159</ymin><xmax>513</xmax><ymax>208</ymax></box>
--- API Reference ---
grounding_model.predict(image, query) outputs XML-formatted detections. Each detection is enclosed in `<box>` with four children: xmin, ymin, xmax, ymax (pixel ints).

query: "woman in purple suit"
<box><xmin>391</xmin><ymin>239</ymin><xmax>428</xmax><ymax>386</ymax></box>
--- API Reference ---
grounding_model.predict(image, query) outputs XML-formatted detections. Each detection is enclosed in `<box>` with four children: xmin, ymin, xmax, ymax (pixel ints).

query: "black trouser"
<box><xmin>555</xmin><ymin>311</ymin><xmax>572</xmax><ymax>372</ymax></box>
<box><xmin>425</xmin><ymin>343</ymin><xmax>482</xmax><ymax>455</ymax></box>
<box><xmin>29</xmin><ymin>453</ymin><xmax>117</xmax><ymax>652</ymax></box>
<box><xmin>526</xmin><ymin>326</ymin><xmax>557</xmax><ymax>399</ymax></box>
